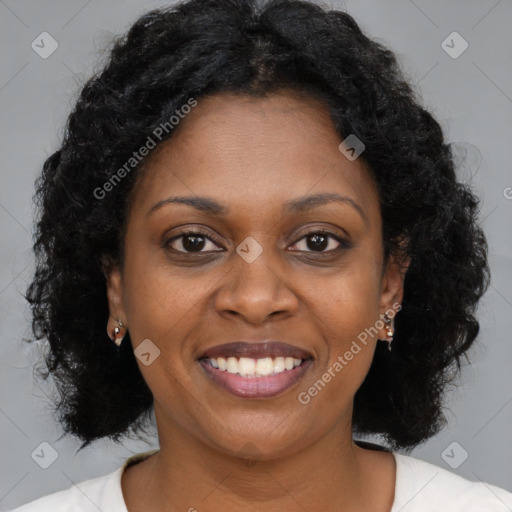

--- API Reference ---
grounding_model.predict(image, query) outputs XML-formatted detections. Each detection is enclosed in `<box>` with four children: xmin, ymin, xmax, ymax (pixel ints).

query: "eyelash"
<box><xmin>164</xmin><ymin>228</ymin><xmax>350</xmax><ymax>255</ymax></box>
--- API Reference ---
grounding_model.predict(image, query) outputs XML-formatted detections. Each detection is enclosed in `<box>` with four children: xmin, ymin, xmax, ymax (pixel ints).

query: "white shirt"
<box><xmin>7</xmin><ymin>449</ymin><xmax>512</xmax><ymax>511</ymax></box>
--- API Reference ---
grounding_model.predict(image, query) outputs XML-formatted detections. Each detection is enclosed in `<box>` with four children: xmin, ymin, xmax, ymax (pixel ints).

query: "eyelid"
<box><xmin>288</xmin><ymin>229</ymin><xmax>351</xmax><ymax>252</ymax></box>
<box><xmin>164</xmin><ymin>226</ymin><xmax>351</xmax><ymax>254</ymax></box>
<box><xmin>164</xmin><ymin>228</ymin><xmax>224</xmax><ymax>251</ymax></box>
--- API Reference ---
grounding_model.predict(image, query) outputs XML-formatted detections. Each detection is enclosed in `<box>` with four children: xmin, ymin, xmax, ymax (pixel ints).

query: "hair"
<box><xmin>25</xmin><ymin>0</ymin><xmax>489</xmax><ymax>452</ymax></box>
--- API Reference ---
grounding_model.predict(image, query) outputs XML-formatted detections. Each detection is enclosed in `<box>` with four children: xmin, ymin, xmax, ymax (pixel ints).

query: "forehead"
<box><xmin>129</xmin><ymin>91</ymin><xmax>380</xmax><ymax>225</ymax></box>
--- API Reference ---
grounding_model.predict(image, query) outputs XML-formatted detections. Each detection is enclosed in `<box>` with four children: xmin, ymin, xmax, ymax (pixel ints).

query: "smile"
<box><xmin>199</xmin><ymin>355</ymin><xmax>313</xmax><ymax>398</ymax></box>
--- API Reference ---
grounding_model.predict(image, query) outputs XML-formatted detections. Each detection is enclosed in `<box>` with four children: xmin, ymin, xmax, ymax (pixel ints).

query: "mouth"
<box><xmin>198</xmin><ymin>341</ymin><xmax>314</xmax><ymax>398</ymax></box>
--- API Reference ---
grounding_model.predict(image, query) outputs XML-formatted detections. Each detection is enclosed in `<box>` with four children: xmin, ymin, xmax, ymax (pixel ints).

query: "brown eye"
<box><xmin>165</xmin><ymin>230</ymin><xmax>223</xmax><ymax>253</ymax></box>
<box><xmin>290</xmin><ymin>231</ymin><xmax>350</xmax><ymax>253</ymax></box>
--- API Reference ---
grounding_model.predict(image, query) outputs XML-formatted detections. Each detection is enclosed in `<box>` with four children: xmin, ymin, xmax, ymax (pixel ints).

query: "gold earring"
<box><xmin>110</xmin><ymin>318</ymin><xmax>126</xmax><ymax>347</ymax></box>
<box><xmin>383</xmin><ymin>313</ymin><xmax>394</xmax><ymax>351</ymax></box>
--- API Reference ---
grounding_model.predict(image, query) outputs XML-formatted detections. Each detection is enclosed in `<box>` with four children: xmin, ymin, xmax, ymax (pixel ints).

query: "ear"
<box><xmin>101</xmin><ymin>256</ymin><xmax>128</xmax><ymax>338</ymax></box>
<box><xmin>378</xmin><ymin>250</ymin><xmax>409</xmax><ymax>331</ymax></box>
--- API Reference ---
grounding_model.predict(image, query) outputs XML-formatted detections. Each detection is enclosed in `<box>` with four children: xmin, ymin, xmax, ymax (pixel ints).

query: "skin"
<box><xmin>105</xmin><ymin>90</ymin><xmax>406</xmax><ymax>512</ymax></box>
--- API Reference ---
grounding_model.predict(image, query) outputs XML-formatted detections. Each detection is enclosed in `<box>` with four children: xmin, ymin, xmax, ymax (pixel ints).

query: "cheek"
<box><xmin>312</xmin><ymin>253</ymin><xmax>382</xmax><ymax>334</ymax></box>
<box><xmin>120</xmin><ymin>257</ymin><xmax>205</xmax><ymax>418</ymax></box>
<box><xmin>121</xmin><ymin>248</ymin><xmax>220</xmax><ymax>355</ymax></box>
<box><xmin>306</xmin><ymin>253</ymin><xmax>382</xmax><ymax>380</ymax></box>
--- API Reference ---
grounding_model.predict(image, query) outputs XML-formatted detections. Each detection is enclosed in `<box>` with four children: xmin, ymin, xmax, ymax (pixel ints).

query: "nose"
<box><xmin>214</xmin><ymin>245</ymin><xmax>299</xmax><ymax>325</ymax></box>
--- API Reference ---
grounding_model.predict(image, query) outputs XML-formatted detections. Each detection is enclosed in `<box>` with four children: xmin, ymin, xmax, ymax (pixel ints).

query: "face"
<box><xmin>106</xmin><ymin>90</ymin><xmax>405</xmax><ymax>460</ymax></box>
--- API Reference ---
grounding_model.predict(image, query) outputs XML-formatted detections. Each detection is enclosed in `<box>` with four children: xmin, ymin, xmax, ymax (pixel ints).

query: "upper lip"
<box><xmin>199</xmin><ymin>341</ymin><xmax>313</xmax><ymax>360</ymax></box>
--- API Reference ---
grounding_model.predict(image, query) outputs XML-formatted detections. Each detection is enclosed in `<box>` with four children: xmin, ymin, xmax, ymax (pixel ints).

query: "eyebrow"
<box><xmin>147</xmin><ymin>192</ymin><xmax>367</xmax><ymax>224</ymax></box>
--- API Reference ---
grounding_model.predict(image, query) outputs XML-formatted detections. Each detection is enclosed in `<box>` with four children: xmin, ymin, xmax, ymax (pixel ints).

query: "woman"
<box><xmin>10</xmin><ymin>0</ymin><xmax>512</xmax><ymax>510</ymax></box>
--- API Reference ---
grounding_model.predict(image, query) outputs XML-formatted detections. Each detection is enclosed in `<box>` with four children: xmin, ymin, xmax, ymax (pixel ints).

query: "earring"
<box><xmin>110</xmin><ymin>318</ymin><xmax>126</xmax><ymax>347</ymax></box>
<box><xmin>383</xmin><ymin>313</ymin><xmax>394</xmax><ymax>352</ymax></box>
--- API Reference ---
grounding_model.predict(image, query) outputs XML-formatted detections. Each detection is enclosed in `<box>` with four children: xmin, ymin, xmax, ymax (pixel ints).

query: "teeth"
<box><xmin>238</xmin><ymin>357</ymin><xmax>255</xmax><ymax>375</ymax></box>
<box><xmin>274</xmin><ymin>356</ymin><xmax>285</xmax><ymax>373</ymax></box>
<box><xmin>226</xmin><ymin>357</ymin><xmax>238</xmax><ymax>374</ymax></box>
<box><xmin>207</xmin><ymin>356</ymin><xmax>303</xmax><ymax>377</ymax></box>
<box><xmin>256</xmin><ymin>357</ymin><xmax>274</xmax><ymax>375</ymax></box>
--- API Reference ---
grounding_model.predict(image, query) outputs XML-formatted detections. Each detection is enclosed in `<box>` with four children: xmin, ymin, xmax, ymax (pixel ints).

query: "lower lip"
<box><xmin>199</xmin><ymin>358</ymin><xmax>313</xmax><ymax>398</ymax></box>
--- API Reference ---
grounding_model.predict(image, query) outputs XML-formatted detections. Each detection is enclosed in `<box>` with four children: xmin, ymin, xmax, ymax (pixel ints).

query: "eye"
<box><xmin>289</xmin><ymin>230</ymin><xmax>349</xmax><ymax>253</ymax></box>
<box><xmin>164</xmin><ymin>228</ymin><xmax>350</xmax><ymax>255</ymax></box>
<box><xmin>165</xmin><ymin>230</ymin><xmax>223</xmax><ymax>254</ymax></box>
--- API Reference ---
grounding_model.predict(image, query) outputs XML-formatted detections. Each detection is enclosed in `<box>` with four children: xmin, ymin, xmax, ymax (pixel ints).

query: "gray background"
<box><xmin>1</xmin><ymin>0</ymin><xmax>511</xmax><ymax>509</ymax></box>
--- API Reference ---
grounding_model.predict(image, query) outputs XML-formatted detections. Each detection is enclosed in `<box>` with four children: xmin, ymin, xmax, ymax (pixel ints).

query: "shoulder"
<box><xmin>392</xmin><ymin>452</ymin><xmax>512</xmax><ymax>511</ymax></box>
<box><xmin>7</xmin><ymin>450</ymin><xmax>159</xmax><ymax>512</ymax></box>
<box><xmin>6</xmin><ymin>465</ymin><xmax>125</xmax><ymax>512</ymax></box>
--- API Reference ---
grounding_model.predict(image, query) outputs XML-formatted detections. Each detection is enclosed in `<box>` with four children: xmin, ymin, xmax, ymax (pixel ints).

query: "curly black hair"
<box><xmin>25</xmin><ymin>0</ymin><xmax>489</xmax><ymax>453</ymax></box>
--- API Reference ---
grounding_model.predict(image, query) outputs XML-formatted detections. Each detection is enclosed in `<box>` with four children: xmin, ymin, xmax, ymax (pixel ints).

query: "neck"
<box><xmin>125</xmin><ymin>418</ymin><xmax>395</xmax><ymax>512</ymax></box>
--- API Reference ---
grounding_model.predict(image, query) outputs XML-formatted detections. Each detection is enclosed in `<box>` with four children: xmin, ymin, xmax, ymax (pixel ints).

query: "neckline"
<box><xmin>115</xmin><ymin>445</ymin><xmax>403</xmax><ymax>512</ymax></box>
